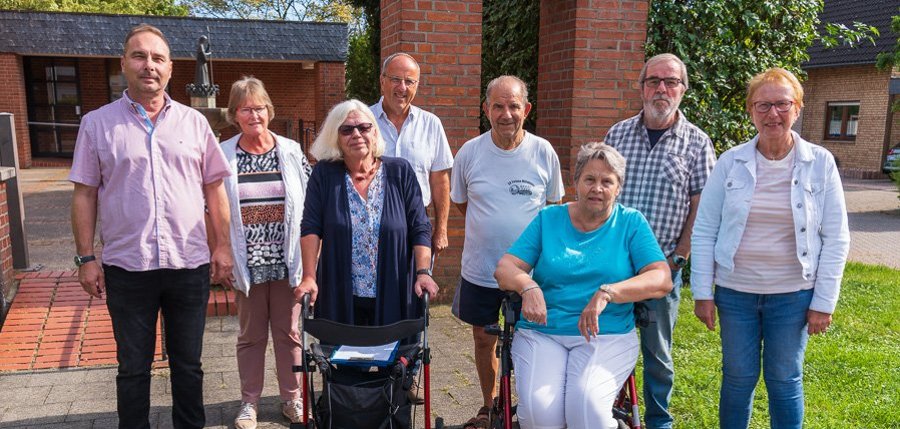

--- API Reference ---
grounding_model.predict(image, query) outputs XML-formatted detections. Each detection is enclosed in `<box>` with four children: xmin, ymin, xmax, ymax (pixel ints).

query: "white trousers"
<box><xmin>511</xmin><ymin>328</ymin><xmax>639</xmax><ymax>429</ymax></box>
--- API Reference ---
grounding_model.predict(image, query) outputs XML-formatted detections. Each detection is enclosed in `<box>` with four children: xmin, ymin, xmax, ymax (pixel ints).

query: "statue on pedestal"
<box><xmin>186</xmin><ymin>34</ymin><xmax>219</xmax><ymax>99</ymax></box>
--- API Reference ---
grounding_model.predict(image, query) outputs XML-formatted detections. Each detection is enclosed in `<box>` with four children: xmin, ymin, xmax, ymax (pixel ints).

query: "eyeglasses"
<box><xmin>642</xmin><ymin>77</ymin><xmax>683</xmax><ymax>89</ymax></box>
<box><xmin>338</xmin><ymin>123</ymin><xmax>374</xmax><ymax>136</ymax></box>
<box><xmin>753</xmin><ymin>100</ymin><xmax>794</xmax><ymax>113</ymax></box>
<box><xmin>237</xmin><ymin>106</ymin><xmax>267</xmax><ymax>116</ymax></box>
<box><xmin>383</xmin><ymin>74</ymin><xmax>418</xmax><ymax>87</ymax></box>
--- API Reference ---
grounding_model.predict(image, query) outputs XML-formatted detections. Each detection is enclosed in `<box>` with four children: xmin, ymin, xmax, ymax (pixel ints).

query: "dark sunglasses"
<box><xmin>338</xmin><ymin>123</ymin><xmax>374</xmax><ymax>136</ymax></box>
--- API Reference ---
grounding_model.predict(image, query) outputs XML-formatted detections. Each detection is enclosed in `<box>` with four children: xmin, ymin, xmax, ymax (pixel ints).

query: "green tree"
<box><xmin>481</xmin><ymin>0</ymin><xmax>539</xmax><ymax>132</ymax></box>
<box><xmin>183</xmin><ymin>0</ymin><xmax>356</xmax><ymax>22</ymax></box>
<box><xmin>876</xmin><ymin>8</ymin><xmax>900</xmax><ymax>112</ymax></box>
<box><xmin>0</xmin><ymin>0</ymin><xmax>188</xmax><ymax>15</ymax></box>
<box><xmin>345</xmin><ymin>0</ymin><xmax>379</xmax><ymax>103</ymax></box>
<box><xmin>647</xmin><ymin>0</ymin><xmax>876</xmax><ymax>153</ymax></box>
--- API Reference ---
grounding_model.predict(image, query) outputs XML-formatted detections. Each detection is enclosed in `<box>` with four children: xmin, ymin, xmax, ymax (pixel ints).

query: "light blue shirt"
<box><xmin>508</xmin><ymin>204</ymin><xmax>665</xmax><ymax>336</ymax></box>
<box><xmin>690</xmin><ymin>131</ymin><xmax>850</xmax><ymax>313</ymax></box>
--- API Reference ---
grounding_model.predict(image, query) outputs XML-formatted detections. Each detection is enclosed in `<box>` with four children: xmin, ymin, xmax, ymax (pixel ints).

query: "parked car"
<box><xmin>884</xmin><ymin>143</ymin><xmax>900</xmax><ymax>175</ymax></box>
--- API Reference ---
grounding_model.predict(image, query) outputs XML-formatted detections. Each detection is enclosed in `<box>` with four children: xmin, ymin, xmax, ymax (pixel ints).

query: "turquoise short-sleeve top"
<box><xmin>507</xmin><ymin>203</ymin><xmax>665</xmax><ymax>336</ymax></box>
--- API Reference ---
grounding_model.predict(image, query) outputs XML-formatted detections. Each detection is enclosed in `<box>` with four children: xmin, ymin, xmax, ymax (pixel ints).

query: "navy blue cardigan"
<box><xmin>301</xmin><ymin>157</ymin><xmax>432</xmax><ymax>325</ymax></box>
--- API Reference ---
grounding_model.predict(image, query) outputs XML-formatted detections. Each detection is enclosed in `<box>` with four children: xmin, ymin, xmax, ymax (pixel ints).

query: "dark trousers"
<box><xmin>105</xmin><ymin>264</ymin><xmax>210</xmax><ymax>429</ymax></box>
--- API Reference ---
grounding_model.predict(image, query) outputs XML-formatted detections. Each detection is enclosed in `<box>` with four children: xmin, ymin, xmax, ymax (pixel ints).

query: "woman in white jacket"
<box><xmin>690</xmin><ymin>68</ymin><xmax>850</xmax><ymax>429</ymax></box>
<box><xmin>221</xmin><ymin>77</ymin><xmax>311</xmax><ymax>429</ymax></box>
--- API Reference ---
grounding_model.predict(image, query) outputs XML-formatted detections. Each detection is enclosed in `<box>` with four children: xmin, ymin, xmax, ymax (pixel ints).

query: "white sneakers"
<box><xmin>234</xmin><ymin>400</ymin><xmax>303</xmax><ymax>428</ymax></box>
<box><xmin>282</xmin><ymin>399</ymin><xmax>305</xmax><ymax>423</ymax></box>
<box><xmin>234</xmin><ymin>402</ymin><xmax>257</xmax><ymax>429</ymax></box>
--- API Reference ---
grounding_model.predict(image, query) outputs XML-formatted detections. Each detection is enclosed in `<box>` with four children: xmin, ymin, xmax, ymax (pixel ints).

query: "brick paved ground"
<box><xmin>0</xmin><ymin>168</ymin><xmax>896</xmax><ymax>428</ymax></box>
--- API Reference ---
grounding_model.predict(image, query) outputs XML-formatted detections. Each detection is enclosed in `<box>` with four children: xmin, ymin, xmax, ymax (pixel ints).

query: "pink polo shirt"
<box><xmin>69</xmin><ymin>91</ymin><xmax>231</xmax><ymax>272</ymax></box>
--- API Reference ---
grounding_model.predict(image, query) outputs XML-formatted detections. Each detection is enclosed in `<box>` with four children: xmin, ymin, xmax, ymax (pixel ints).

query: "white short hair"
<box><xmin>311</xmin><ymin>99</ymin><xmax>385</xmax><ymax>162</ymax></box>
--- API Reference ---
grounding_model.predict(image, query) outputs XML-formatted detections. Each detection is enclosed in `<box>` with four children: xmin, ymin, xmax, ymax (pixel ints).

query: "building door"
<box><xmin>24</xmin><ymin>57</ymin><xmax>82</xmax><ymax>158</ymax></box>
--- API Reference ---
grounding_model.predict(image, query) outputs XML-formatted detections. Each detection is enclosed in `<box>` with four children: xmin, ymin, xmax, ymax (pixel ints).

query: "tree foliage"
<box><xmin>876</xmin><ymin>9</ymin><xmax>900</xmax><ymax>112</ymax></box>
<box><xmin>647</xmin><ymin>0</ymin><xmax>876</xmax><ymax>153</ymax></box>
<box><xmin>0</xmin><ymin>0</ymin><xmax>188</xmax><ymax>15</ymax></box>
<box><xmin>481</xmin><ymin>0</ymin><xmax>539</xmax><ymax>133</ymax></box>
<box><xmin>345</xmin><ymin>0</ymin><xmax>379</xmax><ymax>103</ymax></box>
<box><xmin>183</xmin><ymin>0</ymin><xmax>355</xmax><ymax>22</ymax></box>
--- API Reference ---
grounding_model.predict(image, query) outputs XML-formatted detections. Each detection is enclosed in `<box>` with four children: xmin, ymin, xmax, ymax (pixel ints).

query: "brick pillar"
<box><xmin>0</xmin><ymin>53</ymin><xmax>31</xmax><ymax>168</ymax></box>
<box><xmin>381</xmin><ymin>0</ymin><xmax>483</xmax><ymax>299</ymax></box>
<box><xmin>536</xmin><ymin>0</ymin><xmax>648</xmax><ymax>178</ymax></box>
<box><xmin>315</xmin><ymin>61</ymin><xmax>347</xmax><ymax>128</ymax></box>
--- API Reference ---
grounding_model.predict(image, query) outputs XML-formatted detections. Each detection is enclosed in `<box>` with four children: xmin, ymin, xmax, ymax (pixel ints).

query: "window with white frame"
<box><xmin>825</xmin><ymin>101</ymin><xmax>859</xmax><ymax>141</ymax></box>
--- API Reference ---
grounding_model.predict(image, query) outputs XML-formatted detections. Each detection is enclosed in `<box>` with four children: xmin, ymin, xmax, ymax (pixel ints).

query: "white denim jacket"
<box><xmin>690</xmin><ymin>131</ymin><xmax>850</xmax><ymax>313</ymax></box>
<box><xmin>221</xmin><ymin>133</ymin><xmax>308</xmax><ymax>296</ymax></box>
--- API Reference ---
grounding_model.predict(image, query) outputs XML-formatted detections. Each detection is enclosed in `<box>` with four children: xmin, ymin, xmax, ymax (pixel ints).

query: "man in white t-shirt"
<box><xmin>450</xmin><ymin>75</ymin><xmax>564</xmax><ymax>428</ymax></box>
<box><xmin>370</xmin><ymin>53</ymin><xmax>453</xmax><ymax>254</ymax></box>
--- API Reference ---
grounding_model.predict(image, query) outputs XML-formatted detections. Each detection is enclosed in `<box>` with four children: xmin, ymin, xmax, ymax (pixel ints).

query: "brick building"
<box><xmin>0</xmin><ymin>11</ymin><xmax>348</xmax><ymax>168</ymax></box>
<box><xmin>378</xmin><ymin>0</ymin><xmax>650</xmax><ymax>295</ymax></box>
<box><xmin>801</xmin><ymin>0</ymin><xmax>899</xmax><ymax>179</ymax></box>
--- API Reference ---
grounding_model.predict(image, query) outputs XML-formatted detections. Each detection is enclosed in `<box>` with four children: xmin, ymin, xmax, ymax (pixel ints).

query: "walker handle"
<box><xmin>301</xmin><ymin>293</ymin><xmax>312</xmax><ymax>319</ymax></box>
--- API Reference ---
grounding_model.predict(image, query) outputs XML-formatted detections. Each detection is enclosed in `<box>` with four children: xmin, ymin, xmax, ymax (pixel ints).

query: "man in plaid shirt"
<box><xmin>605</xmin><ymin>53</ymin><xmax>716</xmax><ymax>429</ymax></box>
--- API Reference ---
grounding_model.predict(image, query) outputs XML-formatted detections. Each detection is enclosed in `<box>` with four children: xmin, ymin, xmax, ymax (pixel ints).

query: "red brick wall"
<box><xmin>801</xmin><ymin>65</ymin><xmax>892</xmax><ymax>178</ymax></box>
<box><xmin>0</xmin><ymin>53</ymin><xmax>31</xmax><ymax>168</ymax></box>
<box><xmin>381</xmin><ymin>0</ymin><xmax>483</xmax><ymax>298</ymax></box>
<box><xmin>316</xmin><ymin>61</ymin><xmax>347</xmax><ymax>129</ymax></box>
<box><xmin>169</xmin><ymin>60</ymin><xmax>326</xmax><ymax>142</ymax></box>
<box><xmin>0</xmin><ymin>180</ymin><xmax>14</xmax><ymax>304</ymax></box>
<box><xmin>536</xmin><ymin>0</ymin><xmax>648</xmax><ymax>180</ymax></box>
<box><xmin>381</xmin><ymin>0</ymin><xmax>483</xmax><ymax>150</ymax></box>
<box><xmin>78</xmin><ymin>58</ymin><xmax>111</xmax><ymax>113</ymax></box>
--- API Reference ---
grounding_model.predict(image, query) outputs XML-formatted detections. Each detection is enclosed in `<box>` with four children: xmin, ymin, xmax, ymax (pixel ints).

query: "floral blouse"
<box><xmin>346</xmin><ymin>165</ymin><xmax>386</xmax><ymax>298</ymax></box>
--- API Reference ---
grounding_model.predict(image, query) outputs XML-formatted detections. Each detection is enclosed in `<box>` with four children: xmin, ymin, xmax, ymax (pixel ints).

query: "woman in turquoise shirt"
<box><xmin>495</xmin><ymin>142</ymin><xmax>672</xmax><ymax>429</ymax></box>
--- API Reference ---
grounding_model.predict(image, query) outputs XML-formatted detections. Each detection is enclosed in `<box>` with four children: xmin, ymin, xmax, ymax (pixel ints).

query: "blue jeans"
<box><xmin>638</xmin><ymin>269</ymin><xmax>681</xmax><ymax>429</ymax></box>
<box><xmin>105</xmin><ymin>264</ymin><xmax>210</xmax><ymax>429</ymax></box>
<box><xmin>715</xmin><ymin>286</ymin><xmax>812</xmax><ymax>429</ymax></box>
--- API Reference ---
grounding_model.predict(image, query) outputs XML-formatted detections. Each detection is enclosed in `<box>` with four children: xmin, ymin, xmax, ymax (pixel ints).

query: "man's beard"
<box><xmin>644</xmin><ymin>96</ymin><xmax>678</xmax><ymax>123</ymax></box>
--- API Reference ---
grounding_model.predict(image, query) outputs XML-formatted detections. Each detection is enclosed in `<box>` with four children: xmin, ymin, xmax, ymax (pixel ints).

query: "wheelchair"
<box><xmin>487</xmin><ymin>292</ymin><xmax>646</xmax><ymax>429</ymax></box>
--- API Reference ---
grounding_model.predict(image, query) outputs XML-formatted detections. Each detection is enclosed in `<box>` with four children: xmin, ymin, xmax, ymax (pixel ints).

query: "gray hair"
<box><xmin>311</xmin><ymin>99</ymin><xmax>385</xmax><ymax>162</ymax></box>
<box><xmin>381</xmin><ymin>52</ymin><xmax>420</xmax><ymax>75</ymax></box>
<box><xmin>639</xmin><ymin>53</ymin><xmax>689</xmax><ymax>90</ymax></box>
<box><xmin>574</xmin><ymin>142</ymin><xmax>626</xmax><ymax>185</ymax></box>
<box><xmin>485</xmin><ymin>75</ymin><xmax>529</xmax><ymax>103</ymax></box>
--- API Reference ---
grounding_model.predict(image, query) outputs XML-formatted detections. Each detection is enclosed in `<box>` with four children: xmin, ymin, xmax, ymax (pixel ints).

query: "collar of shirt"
<box><xmin>122</xmin><ymin>89</ymin><xmax>173</xmax><ymax>133</ymax></box>
<box><xmin>372</xmin><ymin>97</ymin><xmax>420</xmax><ymax>155</ymax></box>
<box><xmin>373</xmin><ymin>97</ymin><xmax>419</xmax><ymax>129</ymax></box>
<box><xmin>635</xmin><ymin>108</ymin><xmax>688</xmax><ymax>141</ymax></box>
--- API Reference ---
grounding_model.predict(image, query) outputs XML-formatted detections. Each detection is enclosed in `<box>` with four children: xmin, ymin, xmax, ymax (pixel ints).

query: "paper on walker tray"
<box><xmin>331</xmin><ymin>341</ymin><xmax>399</xmax><ymax>365</ymax></box>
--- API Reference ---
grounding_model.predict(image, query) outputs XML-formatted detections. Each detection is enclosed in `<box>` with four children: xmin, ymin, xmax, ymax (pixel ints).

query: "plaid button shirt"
<box><xmin>605</xmin><ymin>110</ymin><xmax>716</xmax><ymax>256</ymax></box>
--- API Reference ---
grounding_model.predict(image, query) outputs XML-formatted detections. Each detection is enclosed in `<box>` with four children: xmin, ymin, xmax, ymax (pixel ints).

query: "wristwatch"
<box><xmin>671</xmin><ymin>254</ymin><xmax>688</xmax><ymax>269</ymax></box>
<box><xmin>415</xmin><ymin>268</ymin><xmax>433</xmax><ymax>277</ymax></box>
<box><xmin>598</xmin><ymin>284</ymin><xmax>614</xmax><ymax>303</ymax></box>
<box><xmin>74</xmin><ymin>254</ymin><xmax>96</xmax><ymax>267</ymax></box>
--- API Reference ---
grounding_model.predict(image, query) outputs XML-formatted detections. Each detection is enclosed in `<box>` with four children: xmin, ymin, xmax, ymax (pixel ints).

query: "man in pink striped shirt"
<box><xmin>69</xmin><ymin>24</ymin><xmax>232</xmax><ymax>429</ymax></box>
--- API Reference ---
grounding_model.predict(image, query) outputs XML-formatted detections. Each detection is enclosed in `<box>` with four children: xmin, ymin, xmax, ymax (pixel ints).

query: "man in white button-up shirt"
<box><xmin>370</xmin><ymin>53</ymin><xmax>453</xmax><ymax>255</ymax></box>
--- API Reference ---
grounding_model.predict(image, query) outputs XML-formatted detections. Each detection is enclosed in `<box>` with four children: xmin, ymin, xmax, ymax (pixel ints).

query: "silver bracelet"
<box><xmin>521</xmin><ymin>285</ymin><xmax>540</xmax><ymax>295</ymax></box>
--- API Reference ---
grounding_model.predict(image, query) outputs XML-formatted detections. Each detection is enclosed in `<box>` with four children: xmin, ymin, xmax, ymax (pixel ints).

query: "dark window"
<box><xmin>107</xmin><ymin>59</ymin><xmax>128</xmax><ymax>102</ymax></box>
<box><xmin>825</xmin><ymin>102</ymin><xmax>859</xmax><ymax>141</ymax></box>
<box><xmin>23</xmin><ymin>57</ymin><xmax>82</xmax><ymax>157</ymax></box>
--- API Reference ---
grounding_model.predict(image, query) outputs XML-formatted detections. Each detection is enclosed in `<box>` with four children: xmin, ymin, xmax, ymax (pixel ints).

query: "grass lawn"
<box><xmin>639</xmin><ymin>262</ymin><xmax>900</xmax><ymax>428</ymax></box>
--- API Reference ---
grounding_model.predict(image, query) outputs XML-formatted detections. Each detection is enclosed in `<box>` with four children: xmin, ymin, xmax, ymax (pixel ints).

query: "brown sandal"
<box><xmin>463</xmin><ymin>406</ymin><xmax>491</xmax><ymax>429</ymax></box>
